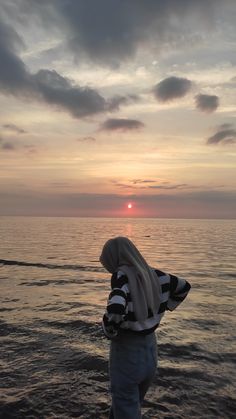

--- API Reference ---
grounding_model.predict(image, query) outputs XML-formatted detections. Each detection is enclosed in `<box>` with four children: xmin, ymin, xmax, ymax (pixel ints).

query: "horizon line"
<box><xmin>0</xmin><ymin>215</ymin><xmax>235</xmax><ymax>221</ymax></box>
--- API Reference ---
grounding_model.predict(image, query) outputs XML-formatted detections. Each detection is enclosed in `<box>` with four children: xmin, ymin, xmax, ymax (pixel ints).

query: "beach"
<box><xmin>0</xmin><ymin>217</ymin><xmax>235</xmax><ymax>418</ymax></box>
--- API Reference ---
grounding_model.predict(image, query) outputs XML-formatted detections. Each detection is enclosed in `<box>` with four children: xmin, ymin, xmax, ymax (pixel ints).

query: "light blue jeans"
<box><xmin>109</xmin><ymin>331</ymin><xmax>157</xmax><ymax>419</ymax></box>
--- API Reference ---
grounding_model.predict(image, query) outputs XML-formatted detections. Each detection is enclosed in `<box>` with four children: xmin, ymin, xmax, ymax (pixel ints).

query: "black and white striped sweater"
<box><xmin>102</xmin><ymin>269</ymin><xmax>191</xmax><ymax>339</ymax></box>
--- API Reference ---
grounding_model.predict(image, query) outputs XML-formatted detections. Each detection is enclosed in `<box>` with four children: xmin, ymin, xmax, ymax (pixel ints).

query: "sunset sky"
<box><xmin>0</xmin><ymin>0</ymin><xmax>236</xmax><ymax>218</ymax></box>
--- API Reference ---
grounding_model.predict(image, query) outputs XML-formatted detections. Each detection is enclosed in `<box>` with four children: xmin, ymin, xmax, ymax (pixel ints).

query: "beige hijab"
<box><xmin>100</xmin><ymin>236</ymin><xmax>161</xmax><ymax>321</ymax></box>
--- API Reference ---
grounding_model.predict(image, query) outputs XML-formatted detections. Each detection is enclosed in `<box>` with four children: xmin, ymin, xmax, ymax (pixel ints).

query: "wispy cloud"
<box><xmin>112</xmin><ymin>179</ymin><xmax>190</xmax><ymax>191</ymax></box>
<box><xmin>3</xmin><ymin>123</ymin><xmax>27</xmax><ymax>134</ymax></box>
<box><xmin>153</xmin><ymin>76</ymin><xmax>192</xmax><ymax>102</ymax></box>
<box><xmin>0</xmin><ymin>133</ymin><xmax>36</xmax><ymax>153</ymax></box>
<box><xmin>148</xmin><ymin>183</ymin><xmax>188</xmax><ymax>190</ymax></box>
<box><xmin>100</xmin><ymin>118</ymin><xmax>145</xmax><ymax>131</ymax></box>
<box><xmin>195</xmin><ymin>94</ymin><xmax>219</xmax><ymax>113</ymax></box>
<box><xmin>0</xmin><ymin>140</ymin><xmax>16</xmax><ymax>150</ymax></box>
<box><xmin>132</xmin><ymin>179</ymin><xmax>156</xmax><ymax>184</ymax></box>
<box><xmin>107</xmin><ymin>94</ymin><xmax>140</xmax><ymax>111</ymax></box>
<box><xmin>0</xmin><ymin>134</ymin><xmax>14</xmax><ymax>150</ymax></box>
<box><xmin>207</xmin><ymin>123</ymin><xmax>236</xmax><ymax>145</ymax></box>
<box><xmin>77</xmin><ymin>136</ymin><xmax>96</xmax><ymax>142</ymax></box>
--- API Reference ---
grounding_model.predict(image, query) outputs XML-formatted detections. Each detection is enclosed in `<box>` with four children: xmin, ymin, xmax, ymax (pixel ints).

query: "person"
<box><xmin>100</xmin><ymin>236</ymin><xmax>191</xmax><ymax>419</ymax></box>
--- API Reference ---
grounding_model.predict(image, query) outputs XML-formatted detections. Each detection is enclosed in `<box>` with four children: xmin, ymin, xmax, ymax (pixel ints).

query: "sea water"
<box><xmin>0</xmin><ymin>217</ymin><xmax>235</xmax><ymax>418</ymax></box>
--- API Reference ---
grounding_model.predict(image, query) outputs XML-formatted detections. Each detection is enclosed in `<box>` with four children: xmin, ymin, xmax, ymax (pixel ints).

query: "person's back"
<box><xmin>103</xmin><ymin>267</ymin><xmax>191</xmax><ymax>338</ymax></box>
<box><xmin>100</xmin><ymin>237</ymin><xmax>191</xmax><ymax>419</ymax></box>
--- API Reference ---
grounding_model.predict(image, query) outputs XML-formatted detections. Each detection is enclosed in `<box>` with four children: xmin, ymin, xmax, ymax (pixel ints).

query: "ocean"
<box><xmin>0</xmin><ymin>216</ymin><xmax>235</xmax><ymax>418</ymax></box>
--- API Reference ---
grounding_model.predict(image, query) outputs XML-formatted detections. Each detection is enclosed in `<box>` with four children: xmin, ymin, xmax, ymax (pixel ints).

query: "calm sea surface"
<box><xmin>0</xmin><ymin>217</ymin><xmax>235</xmax><ymax>418</ymax></box>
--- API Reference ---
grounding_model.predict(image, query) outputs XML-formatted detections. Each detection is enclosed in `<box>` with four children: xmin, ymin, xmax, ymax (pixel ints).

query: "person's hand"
<box><xmin>102</xmin><ymin>322</ymin><xmax>118</xmax><ymax>339</ymax></box>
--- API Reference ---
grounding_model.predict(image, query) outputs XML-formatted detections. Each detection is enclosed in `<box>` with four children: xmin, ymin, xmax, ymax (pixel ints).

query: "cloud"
<box><xmin>2</xmin><ymin>0</ymin><xmax>223</xmax><ymax>67</ymax></box>
<box><xmin>0</xmin><ymin>21</ymin><xmax>107</xmax><ymax>118</ymax></box>
<box><xmin>132</xmin><ymin>179</ymin><xmax>156</xmax><ymax>184</ymax></box>
<box><xmin>112</xmin><ymin>179</ymin><xmax>156</xmax><ymax>189</ymax></box>
<box><xmin>221</xmin><ymin>76</ymin><xmax>236</xmax><ymax>89</ymax></box>
<box><xmin>0</xmin><ymin>20</ymin><xmax>138</xmax><ymax>119</ymax></box>
<box><xmin>1</xmin><ymin>142</ymin><xmax>16</xmax><ymax>150</ymax></box>
<box><xmin>3</xmin><ymin>123</ymin><xmax>27</xmax><ymax>134</ymax></box>
<box><xmin>34</xmin><ymin>72</ymin><xmax>139</xmax><ymax>115</ymax></box>
<box><xmin>0</xmin><ymin>137</ymin><xmax>16</xmax><ymax>150</ymax></box>
<box><xmin>153</xmin><ymin>76</ymin><xmax>192</xmax><ymax>102</ymax></box>
<box><xmin>32</xmin><ymin>69</ymin><xmax>108</xmax><ymax>118</ymax></box>
<box><xmin>77</xmin><ymin>136</ymin><xmax>96</xmax><ymax>142</ymax></box>
<box><xmin>207</xmin><ymin>124</ymin><xmax>236</xmax><ymax>145</ymax></box>
<box><xmin>0</xmin><ymin>132</ymin><xmax>36</xmax><ymax>152</ymax></box>
<box><xmin>42</xmin><ymin>1</ymin><xmax>222</xmax><ymax>66</ymax></box>
<box><xmin>112</xmin><ymin>179</ymin><xmax>190</xmax><ymax>190</ymax></box>
<box><xmin>0</xmin><ymin>20</ymin><xmax>31</xmax><ymax>95</ymax></box>
<box><xmin>107</xmin><ymin>94</ymin><xmax>140</xmax><ymax>112</ymax></box>
<box><xmin>32</xmin><ymin>70</ymin><xmax>139</xmax><ymax>117</ymax></box>
<box><xmin>195</xmin><ymin>94</ymin><xmax>219</xmax><ymax>113</ymax></box>
<box><xmin>100</xmin><ymin>118</ymin><xmax>145</xmax><ymax>132</ymax></box>
<box><xmin>148</xmin><ymin>183</ymin><xmax>188</xmax><ymax>190</ymax></box>
<box><xmin>0</xmin><ymin>135</ymin><xmax>15</xmax><ymax>150</ymax></box>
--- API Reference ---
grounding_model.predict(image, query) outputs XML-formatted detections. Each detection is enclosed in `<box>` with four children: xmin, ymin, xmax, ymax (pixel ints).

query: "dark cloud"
<box><xmin>0</xmin><ymin>20</ymin><xmax>31</xmax><ymax>94</ymax></box>
<box><xmin>207</xmin><ymin>124</ymin><xmax>236</xmax><ymax>145</ymax></box>
<box><xmin>100</xmin><ymin>118</ymin><xmax>145</xmax><ymax>132</ymax></box>
<box><xmin>0</xmin><ymin>3</ymin><xmax>230</xmax><ymax>122</ymax></box>
<box><xmin>0</xmin><ymin>17</ymin><xmax>141</xmax><ymax>119</ymax></box>
<box><xmin>54</xmin><ymin>1</ymin><xmax>220</xmax><ymax>66</ymax></box>
<box><xmin>153</xmin><ymin>76</ymin><xmax>192</xmax><ymax>102</ymax></box>
<box><xmin>0</xmin><ymin>21</ymin><xmax>100</xmax><ymax>117</ymax></box>
<box><xmin>107</xmin><ymin>94</ymin><xmax>140</xmax><ymax>112</ymax></box>
<box><xmin>3</xmin><ymin>123</ymin><xmax>27</xmax><ymax>134</ymax></box>
<box><xmin>195</xmin><ymin>94</ymin><xmax>219</xmax><ymax>113</ymax></box>
<box><xmin>0</xmin><ymin>20</ymin><xmax>136</xmax><ymax>119</ymax></box>
<box><xmin>2</xmin><ymin>0</ymin><xmax>222</xmax><ymax>67</ymax></box>
<box><xmin>32</xmin><ymin>69</ymin><xmax>107</xmax><ymax>118</ymax></box>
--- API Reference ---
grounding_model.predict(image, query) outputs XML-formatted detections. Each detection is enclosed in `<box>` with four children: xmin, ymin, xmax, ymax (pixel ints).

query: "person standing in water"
<box><xmin>100</xmin><ymin>236</ymin><xmax>191</xmax><ymax>419</ymax></box>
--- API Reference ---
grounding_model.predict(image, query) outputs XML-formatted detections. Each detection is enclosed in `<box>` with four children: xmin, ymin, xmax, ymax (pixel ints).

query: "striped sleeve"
<box><xmin>167</xmin><ymin>274</ymin><xmax>191</xmax><ymax>311</ymax></box>
<box><xmin>102</xmin><ymin>271</ymin><xmax>129</xmax><ymax>339</ymax></box>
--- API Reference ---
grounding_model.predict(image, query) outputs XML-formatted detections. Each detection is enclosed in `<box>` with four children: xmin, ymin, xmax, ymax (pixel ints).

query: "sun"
<box><xmin>127</xmin><ymin>203</ymin><xmax>132</xmax><ymax>209</ymax></box>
